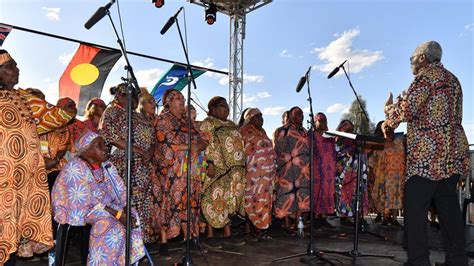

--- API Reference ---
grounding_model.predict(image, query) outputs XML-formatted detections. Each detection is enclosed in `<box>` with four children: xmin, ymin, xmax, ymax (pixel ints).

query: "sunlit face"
<box><xmin>144</xmin><ymin>98</ymin><xmax>156</xmax><ymax>116</ymax></box>
<box><xmin>169</xmin><ymin>93</ymin><xmax>185</xmax><ymax>117</ymax></box>
<box><xmin>62</xmin><ymin>100</ymin><xmax>78</xmax><ymax>117</ymax></box>
<box><xmin>250</xmin><ymin>113</ymin><xmax>264</xmax><ymax>128</ymax></box>
<box><xmin>290</xmin><ymin>108</ymin><xmax>304</xmax><ymax>126</ymax></box>
<box><xmin>410</xmin><ymin>53</ymin><xmax>426</xmax><ymax>75</ymax></box>
<box><xmin>211</xmin><ymin>100</ymin><xmax>229</xmax><ymax>121</ymax></box>
<box><xmin>0</xmin><ymin>60</ymin><xmax>19</xmax><ymax>88</ymax></box>
<box><xmin>84</xmin><ymin>137</ymin><xmax>109</xmax><ymax>163</ymax></box>
<box><xmin>315</xmin><ymin>117</ymin><xmax>327</xmax><ymax>131</ymax></box>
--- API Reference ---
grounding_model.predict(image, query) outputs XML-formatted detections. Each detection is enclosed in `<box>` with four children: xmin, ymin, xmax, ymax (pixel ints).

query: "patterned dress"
<box><xmin>334</xmin><ymin>138</ymin><xmax>369</xmax><ymax>217</ymax></box>
<box><xmin>52</xmin><ymin>158</ymin><xmax>145</xmax><ymax>265</ymax></box>
<box><xmin>154</xmin><ymin>111</ymin><xmax>205</xmax><ymax>239</ymax></box>
<box><xmin>273</xmin><ymin>124</ymin><xmax>310</xmax><ymax>219</ymax></box>
<box><xmin>0</xmin><ymin>89</ymin><xmax>72</xmax><ymax>263</ymax></box>
<box><xmin>200</xmin><ymin>116</ymin><xmax>246</xmax><ymax>229</ymax></box>
<box><xmin>99</xmin><ymin>103</ymin><xmax>158</xmax><ymax>243</ymax></box>
<box><xmin>313</xmin><ymin>131</ymin><xmax>336</xmax><ymax>215</ymax></box>
<box><xmin>240</xmin><ymin>123</ymin><xmax>276</xmax><ymax>230</ymax></box>
<box><xmin>372</xmin><ymin>137</ymin><xmax>406</xmax><ymax>212</ymax></box>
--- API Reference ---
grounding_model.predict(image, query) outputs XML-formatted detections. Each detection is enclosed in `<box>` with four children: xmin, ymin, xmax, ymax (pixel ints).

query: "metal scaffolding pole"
<box><xmin>229</xmin><ymin>13</ymin><xmax>245</xmax><ymax>122</ymax></box>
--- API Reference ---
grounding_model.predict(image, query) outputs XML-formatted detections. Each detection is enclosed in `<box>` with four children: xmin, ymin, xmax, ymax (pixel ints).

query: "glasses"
<box><xmin>410</xmin><ymin>53</ymin><xmax>423</xmax><ymax>63</ymax></box>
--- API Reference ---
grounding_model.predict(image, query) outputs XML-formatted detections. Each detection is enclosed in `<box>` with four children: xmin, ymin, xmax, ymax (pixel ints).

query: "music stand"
<box><xmin>323</xmin><ymin>130</ymin><xmax>394</xmax><ymax>261</ymax></box>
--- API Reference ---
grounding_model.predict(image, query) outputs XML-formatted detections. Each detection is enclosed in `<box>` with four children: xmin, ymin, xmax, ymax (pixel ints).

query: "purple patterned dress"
<box><xmin>52</xmin><ymin>157</ymin><xmax>145</xmax><ymax>265</ymax></box>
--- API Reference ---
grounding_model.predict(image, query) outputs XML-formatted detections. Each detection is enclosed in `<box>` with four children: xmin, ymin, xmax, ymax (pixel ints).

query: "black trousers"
<box><xmin>404</xmin><ymin>175</ymin><xmax>467</xmax><ymax>266</ymax></box>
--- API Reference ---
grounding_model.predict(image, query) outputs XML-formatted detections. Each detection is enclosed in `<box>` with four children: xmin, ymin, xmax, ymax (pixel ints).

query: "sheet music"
<box><xmin>324</xmin><ymin>130</ymin><xmax>357</xmax><ymax>140</ymax></box>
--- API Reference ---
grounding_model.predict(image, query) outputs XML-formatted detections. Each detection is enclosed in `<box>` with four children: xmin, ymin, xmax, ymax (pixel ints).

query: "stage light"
<box><xmin>152</xmin><ymin>0</ymin><xmax>164</xmax><ymax>8</ymax></box>
<box><xmin>205</xmin><ymin>4</ymin><xmax>217</xmax><ymax>25</ymax></box>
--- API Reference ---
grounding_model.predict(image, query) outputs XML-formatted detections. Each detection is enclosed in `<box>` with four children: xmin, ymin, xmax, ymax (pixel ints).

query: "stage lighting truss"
<box><xmin>205</xmin><ymin>4</ymin><xmax>217</xmax><ymax>24</ymax></box>
<box><xmin>152</xmin><ymin>0</ymin><xmax>164</xmax><ymax>8</ymax></box>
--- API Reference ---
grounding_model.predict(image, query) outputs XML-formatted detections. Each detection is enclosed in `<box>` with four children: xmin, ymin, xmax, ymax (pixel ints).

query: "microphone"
<box><xmin>84</xmin><ymin>0</ymin><xmax>115</xmax><ymax>30</ymax></box>
<box><xmin>295</xmin><ymin>66</ymin><xmax>311</xmax><ymax>93</ymax></box>
<box><xmin>160</xmin><ymin>7</ymin><xmax>184</xmax><ymax>35</ymax></box>
<box><xmin>327</xmin><ymin>60</ymin><xmax>347</xmax><ymax>79</ymax></box>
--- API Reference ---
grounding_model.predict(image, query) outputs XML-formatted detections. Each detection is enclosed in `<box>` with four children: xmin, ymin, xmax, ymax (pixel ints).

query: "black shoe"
<box><xmin>374</xmin><ymin>213</ymin><xmax>382</xmax><ymax>223</ymax></box>
<box><xmin>187</xmin><ymin>238</ymin><xmax>208</xmax><ymax>253</ymax></box>
<box><xmin>221</xmin><ymin>236</ymin><xmax>246</xmax><ymax>246</ymax></box>
<box><xmin>340</xmin><ymin>218</ymin><xmax>354</xmax><ymax>228</ymax></box>
<box><xmin>203</xmin><ymin>237</ymin><xmax>222</xmax><ymax>250</ymax></box>
<box><xmin>158</xmin><ymin>243</ymin><xmax>172</xmax><ymax>260</ymax></box>
<box><xmin>391</xmin><ymin>219</ymin><xmax>403</xmax><ymax>229</ymax></box>
<box><xmin>319</xmin><ymin>218</ymin><xmax>337</xmax><ymax>230</ymax></box>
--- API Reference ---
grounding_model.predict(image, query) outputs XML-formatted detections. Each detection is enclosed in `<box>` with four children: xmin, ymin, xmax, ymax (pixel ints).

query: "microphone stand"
<box><xmin>165</xmin><ymin>8</ymin><xmax>197</xmax><ymax>266</ymax></box>
<box><xmin>104</xmin><ymin>9</ymin><xmax>140</xmax><ymax>266</ymax></box>
<box><xmin>273</xmin><ymin>68</ymin><xmax>334</xmax><ymax>265</ymax></box>
<box><xmin>327</xmin><ymin>65</ymin><xmax>394</xmax><ymax>262</ymax></box>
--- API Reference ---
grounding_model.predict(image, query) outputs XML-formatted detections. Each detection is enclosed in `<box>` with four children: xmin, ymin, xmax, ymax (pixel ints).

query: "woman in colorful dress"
<box><xmin>334</xmin><ymin>120</ymin><xmax>369</xmax><ymax>227</ymax></box>
<box><xmin>83</xmin><ymin>98</ymin><xmax>106</xmax><ymax>133</ymax></box>
<box><xmin>239</xmin><ymin>108</ymin><xmax>276</xmax><ymax>236</ymax></box>
<box><xmin>99</xmin><ymin>83</ymin><xmax>159</xmax><ymax>244</ymax></box>
<box><xmin>372</xmin><ymin>124</ymin><xmax>405</xmax><ymax>227</ymax></box>
<box><xmin>52</xmin><ymin>131</ymin><xmax>145</xmax><ymax>265</ymax></box>
<box><xmin>154</xmin><ymin>89</ymin><xmax>207</xmax><ymax>252</ymax></box>
<box><xmin>312</xmin><ymin>112</ymin><xmax>336</xmax><ymax>229</ymax></box>
<box><xmin>200</xmin><ymin>96</ymin><xmax>246</xmax><ymax>248</ymax></box>
<box><xmin>0</xmin><ymin>50</ymin><xmax>74</xmax><ymax>265</ymax></box>
<box><xmin>274</xmin><ymin>106</ymin><xmax>310</xmax><ymax>232</ymax></box>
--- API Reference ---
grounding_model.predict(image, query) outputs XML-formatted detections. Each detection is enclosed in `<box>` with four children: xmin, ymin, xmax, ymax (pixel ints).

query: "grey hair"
<box><xmin>414</xmin><ymin>41</ymin><xmax>442</xmax><ymax>63</ymax></box>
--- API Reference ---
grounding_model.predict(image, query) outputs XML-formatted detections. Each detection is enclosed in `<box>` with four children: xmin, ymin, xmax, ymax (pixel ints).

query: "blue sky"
<box><xmin>1</xmin><ymin>0</ymin><xmax>473</xmax><ymax>144</ymax></box>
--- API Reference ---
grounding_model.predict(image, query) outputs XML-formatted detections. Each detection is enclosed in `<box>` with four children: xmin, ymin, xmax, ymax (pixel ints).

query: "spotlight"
<box><xmin>152</xmin><ymin>0</ymin><xmax>164</xmax><ymax>8</ymax></box>
<box><xmin>205</xmin><ymin>3</ymin><xmax>217</xmax><ymax>25</ymax></box>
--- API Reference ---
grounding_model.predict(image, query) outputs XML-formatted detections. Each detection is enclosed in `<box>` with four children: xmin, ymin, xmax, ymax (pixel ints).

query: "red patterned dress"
<box><xmin>273</xmin><ymin>124</ymin><xmax>310</xmax><ymax>219</ymax></box>
<box><xmin>154</xmin><ymin>111</ymin><xmax>205</xmax><ymax>239</ymax></box>
<box><xmin>313</xmin><ymin>131</ymin><xmax>336</xmax><ymax>215</ymax></box>
<box><xmin>240</xmin><ymin>123</ymin><xmax>276</xmax><ymax>229</ymax></box>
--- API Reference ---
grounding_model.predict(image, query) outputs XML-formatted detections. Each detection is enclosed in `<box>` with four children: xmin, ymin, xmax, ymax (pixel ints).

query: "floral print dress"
<box><xmin>199</xmin><ymin>116</ymin><xmax>246</xmax><ymax>229</ymax></box>
<box><xmin>52</xmin><ymin>158</ymin><xmax>145</xmax><ymax>265</ymax></box>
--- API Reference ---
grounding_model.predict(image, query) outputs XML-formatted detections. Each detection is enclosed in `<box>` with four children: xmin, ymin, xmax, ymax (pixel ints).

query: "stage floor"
<box><xmin>17</xmin><ymin>216</ymin><xmax>474</xmax><ymax>265</ymax></box>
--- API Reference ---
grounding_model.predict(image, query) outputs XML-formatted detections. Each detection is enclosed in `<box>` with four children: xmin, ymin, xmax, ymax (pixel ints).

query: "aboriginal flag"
<box><xmin>59</xmin><ymin>44</ymin><xmax>121</xmax><ymax>114</ymax></box>
<box><xmin>0</xmin><ymin>24</ymin><xmax>12</xmax><ymax>47</ymax></box>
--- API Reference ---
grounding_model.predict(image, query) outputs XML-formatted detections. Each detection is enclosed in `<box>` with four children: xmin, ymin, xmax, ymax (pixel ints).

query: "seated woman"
<box><xmin>52</xmin><ymin>131</ymin><xmax>145</xmax><ymax>265</ymax></box>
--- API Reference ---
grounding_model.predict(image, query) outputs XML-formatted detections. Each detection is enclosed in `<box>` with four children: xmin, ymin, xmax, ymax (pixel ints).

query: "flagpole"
<box><xmin>0</xmin><ymin>23</ymin><xmax>228</xmax><ymax>76</ymax></box>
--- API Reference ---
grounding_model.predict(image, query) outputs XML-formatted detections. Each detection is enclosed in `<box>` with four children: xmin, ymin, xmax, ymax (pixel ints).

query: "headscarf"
<box><xmin>0</xmin><ymin>50</ymin><xmax>13</xmax><ymax>66</ymax></box>
<box><xmin>76</xmin><ymin>131</ymin><xmax>100</xmax><ymax>155</ymax></box>
<box><xmin>57</xmin><ymin>97</ymin><xmax>75</xmax><ymax>109</ymax></box>
<box><xmin>336</xmin><ymin>119</ymin><xmax>354</xmax><ymax>133</ymax></box>
<box><xmin>244</xmin><ymin>108</ymin><xmax>261</xmax><ymax>123</ymax></box>
<box><xmin>86</xmin><ymin>98</ymin><xmax>106</xmax><ymax>110</ymax></box>
<box><xmin>315</xmin><ymin>112</ymin><xmax>328</xmax><ymax>131</ymax></box>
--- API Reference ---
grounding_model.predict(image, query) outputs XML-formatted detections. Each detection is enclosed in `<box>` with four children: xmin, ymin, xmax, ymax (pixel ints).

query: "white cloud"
<box><xmin>279</xmin><ymin>49</ymin><xmax>293</xmax><ymax>58</ymax></box>
<box><xmin>257</xmin><ymin>91</ymin><xmax>271</xmax><ymax>98</ymax></box>
<box><xmin>58</xmin><ymin>52</ymin><xmax>74</xmax><ymax>65</ymax></box>
<box><xmin>242</xmin><ymin>91</ymin><xmax>272</xmax><ymax>104</ymax></box>
<box><xmin>313</xmin><ymin>28</ymin><xmax>383</xmax><ymax>76</ymax></box>
<box><xmin>42</xmin><ymin>7</ymin><xmax>60</xmax><ymax>21</ymax></box>
<box><xmin>135</xmin><ymin>68</ymin><xmax>164</xmax><ymax>89</ymax></box>
<box><xmin>262</xmin><ymin>106</ymin><xmax>287</xmax><ymax>116</ymax></box>
<box><xmin>465</xmin><ymin>23</ymin><xmax>474</xmax><ymax>32</ymax></box>
<box><xmin>326</xmin><ymin>103</ymin><xmax>350</xmax><ymax>114</ymax></box>
<box><xmin>192</xmin><ymin>58</ymin><xmax>227</xmax><ymax>79</ymax></box>
<box><xmin>243</xmin><ymin>73</ymin><xmax>264</xmax><ymax>83</ymax></box>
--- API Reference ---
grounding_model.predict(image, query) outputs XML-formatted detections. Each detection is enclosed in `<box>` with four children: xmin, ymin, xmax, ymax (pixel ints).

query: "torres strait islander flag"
<box><xmin>151</xmin><ymin>64</ymin><xmax>206</xmax><ymax>104</ymax></box>
<box><xmin>59</xmin><ymin>43</ymin><xmax>121</xmax><ymax>114</ymax></box>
